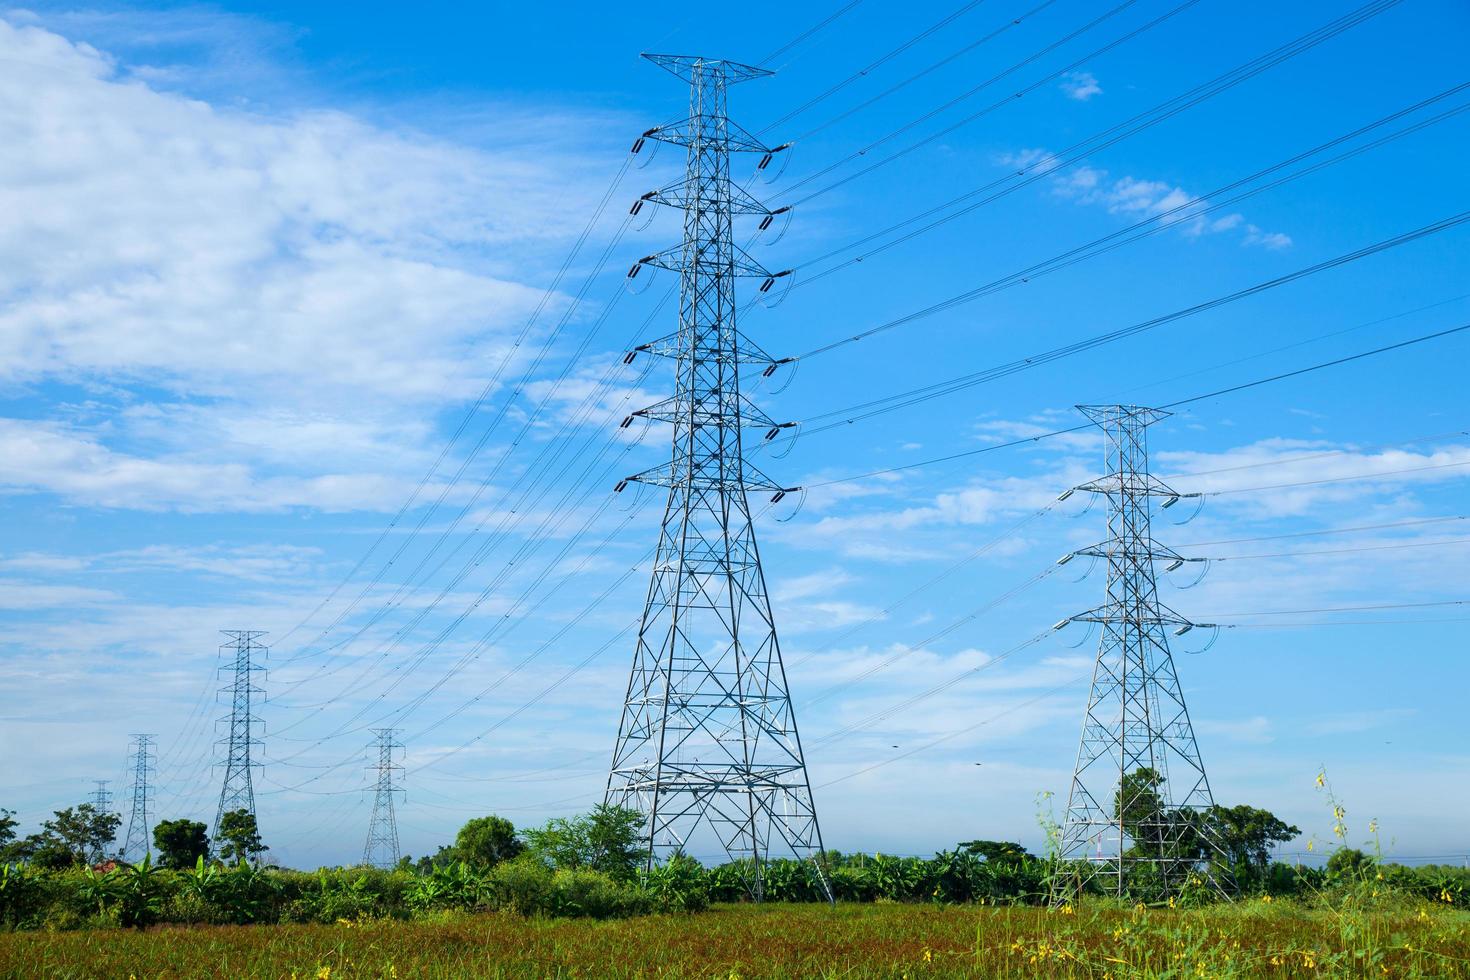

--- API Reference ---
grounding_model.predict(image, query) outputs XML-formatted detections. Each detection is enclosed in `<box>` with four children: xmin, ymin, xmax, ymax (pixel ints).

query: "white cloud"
<box><xmin>0</xmin><ymin>15</ymin><xmax>620</xmax><ymax>513</ymax></box>
<box><xmin>1002</xmin><ymin>149</ymin><xmax>1291</xmax><ymax>250</ymax></box>
<box><xmin>1060</xmin><ymin>71</ymin><xmax>1102</xmax><ymax>102</ymax></box>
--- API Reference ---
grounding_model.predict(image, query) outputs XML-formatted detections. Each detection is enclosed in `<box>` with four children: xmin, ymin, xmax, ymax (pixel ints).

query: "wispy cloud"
<box><xmin>1060</xmin><ymin>71</ymin><xmax>1102</xmax><ymax>102</ymax></box>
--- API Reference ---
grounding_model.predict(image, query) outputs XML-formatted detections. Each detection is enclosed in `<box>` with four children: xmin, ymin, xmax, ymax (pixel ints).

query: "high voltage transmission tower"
<box><xmin>363</xmin><ymin>728</ymin><xmax>403</xmax><ymax>869</ymax></box>
<box><xmin>121</xmin><ymin>734</ymin><xmax>156</xmax><ymax>862</ymax></box>
<box><xmin>606</xmin><ymin>53</ymin><xmax>830</xmax><ymax>901</ymax></box>
<box><xmin>90</xmin><ymin>780</ymin><xmax>114</xmax><ymax>815</ymax></box>
<box><xmin>1052</xmin><ymin>405</ymin><xmax>1232</xmax><ymax>900</ymax></box>
<box><xmin>215</xmin><ymin>630</ymin><xmax>266</xmax><ymax>841</ymax></box>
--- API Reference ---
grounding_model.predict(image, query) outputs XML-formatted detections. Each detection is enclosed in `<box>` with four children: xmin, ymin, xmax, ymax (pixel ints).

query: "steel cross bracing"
<box><xmin>215</xmin><ymin>629</ymin><xmax>266</xmax><ymax>839</ymax></box>
<box><xmin>606</xmin><ymin>53</ymin><xmax>830</xmax><ymax>902</ymax></box>
<box><xmin>1054</xmin><ymin>405</ymin><xmax>1233</xmax><ymax>901</ymax></box>
<box><xmin>122</xmin><ymin>734</ymin><xmax>156</xmax><ymax>862</ymax></box>
<box><xmin>363</xmin><ymin>728</ymin><xmax>403</xmax><ymax>869</ymax></box>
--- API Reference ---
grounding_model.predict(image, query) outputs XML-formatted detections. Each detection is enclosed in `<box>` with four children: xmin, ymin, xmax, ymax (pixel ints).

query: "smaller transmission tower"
<box><xmin>121</xmin><ymin>734</ymin><xmax>157</xmax><ymax>862</ymax></box>
<box><xmin>215</xmin><ymin>630</ymin><xmax>267</xmax><ymax>839</ymax></box>
<box><xmin>363</xmin><ymin>729</ymin><xmax>403</xmax><ymax>868</ymax></box>
<box><xmin>1054</xmin><ymin>405</ymin><xmax>1231</xmax><ymax>900</ymax></box>
<box><xmin>90</xmin><ymin>780</ymin><xmax>114</xmax><ymax>815</ymax></box>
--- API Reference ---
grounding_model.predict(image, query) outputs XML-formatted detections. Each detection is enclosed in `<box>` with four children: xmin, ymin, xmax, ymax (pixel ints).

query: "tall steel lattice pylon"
<box><xmin>214</xmin><ymin>629</ymin><xmax>266</xmax><ymax>838</ymax></box>
<box><xmin>1054</xmin><ymin>405</ymin><xmax>1232</xmax><ymax>900</ymax></box>
<box><xmin>121</xmin><ymin>734</ymin><xmax>157</xmax><ymax>862</ymax></box>
<box><xmin>363</xmin><ymin>728</ymin><xmax>403</xmax><ymax>868</ymax></box>
<box><xmin>605</xmin><ymin>53</ymin><xmax>830</xmax><ymax>901</ymax></box>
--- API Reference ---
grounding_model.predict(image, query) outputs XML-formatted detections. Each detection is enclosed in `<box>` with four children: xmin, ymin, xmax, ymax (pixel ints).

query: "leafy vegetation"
<box><xmin>152</xmin><ymin>817</ymin><xmax>210</xmax><ymax>870</ymax></box>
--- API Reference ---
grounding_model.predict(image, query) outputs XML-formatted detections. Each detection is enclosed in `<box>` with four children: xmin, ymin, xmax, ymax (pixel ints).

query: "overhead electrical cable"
<box><xmin>759</xmin><ymin>0</ymin><xmax>1003</xmax><ymax>134</ymax></box>
<box><xmin>805</xmin><ymin>318</ymin><xmax>1470</xmax><ymax>487</ymax></box>
<box><xmin>779</xmin><ymin>84</ymin><xmax>1470</xmax><ymax>322</ymax></box>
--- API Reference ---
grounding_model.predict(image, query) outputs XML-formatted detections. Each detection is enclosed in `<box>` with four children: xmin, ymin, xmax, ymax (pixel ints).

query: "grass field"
<box><xmin>3</xmin><ymin>901</ymin><xmax>1468</xmax><ymax>979</ymax></box>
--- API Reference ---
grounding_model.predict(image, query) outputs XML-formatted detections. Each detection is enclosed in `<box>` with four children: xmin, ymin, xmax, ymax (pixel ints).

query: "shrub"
<box><xmin>640</xmin><ymin>855</ymin><xmax>710</xmax><ymax>913</ymax></box>
<box><xmin>0</xmin><ymin>864</ymin><xmax>46</xmax><ymax>929</ymax></box>
<box><xmin>487</xmin><ymin>855</ymin><xmax>555</xmax><ymax>916</ymax></box>
<box><xmin>548</xmin><ymin>868</ymin><xmax>647</xmax><ymax>919</ymax></box>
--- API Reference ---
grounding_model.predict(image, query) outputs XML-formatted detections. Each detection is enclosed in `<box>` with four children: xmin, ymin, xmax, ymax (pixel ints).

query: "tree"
<box><xmin>1115</xmin><ymin>767</ymin><xmax>1169</xmax><ymax>852</ymax></box>
<box><xmin>0</xmin><ymin>809</ymin><xmax>16</xmax><ymax>851</ymax></box>
<box><xmin>216</xmin><ymin>809</ymin><xmax>265</xmax><ymax>865</ymax></box>
<box><xmin>43</xmin><ymin>804</ymin><xmax>121</xmax><ymax>865</ymax></box>
<box><xmin>1207</xmin><ymin>804</ymin><xmax>1299</xmax><ymax>888</ymax></box>
<box><xmin>523</xmin><ymin>804</ymin><xmax>646</xmax><ymax>882</ymax></box>
<box><xmin>1326</xmin><ymin>847</ymin><xmax>1374</xmax><ymax>879</ymax></box>
<box><xmin>959</xmin><ymin>840</ymin><xmax>1033</xmax><ymax>865</ymax></box>
<box><xmin>454</xmin><ymin>815</ymin><xmax>522</xmax><ymax>869</ymax></box>
<box><xmin>153</xmin><ymin>819</ymin><xmax>210</xmax><ymax>870</ymax></box>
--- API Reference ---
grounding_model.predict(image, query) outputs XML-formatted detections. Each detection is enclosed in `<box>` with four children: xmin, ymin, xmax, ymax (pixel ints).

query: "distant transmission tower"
<box><xmin>214</xmin><ymin>630</ymin><xmax>266</xmax><ymax>840</ymax></box>
<box><xmin>606</xmin><ymin>53</ymin><xmax>830</xmax><ymax>901</ymax></box>
<box><xmin>90</xmin><ymin>779</ymin><xmax>114</xmax><ymax>815</ymax></box>
<box><xmin>88</xmin><ymin>780</ymin><xmax>115</xmax><ymax>862</ymax></box>
<box><xmin>121</xmin><ymin>734</ymin><xmax>157</xmax><ymax>862</ymax></box>
<box><xmin>1053</xmin><ymin>405</ymin><xmax>1231</xmax><ymax>899</ymax></box>
<box><xmin>363</xmin><ymin>729</ymin><xmax>403</xmax><ymax>868</ymax></box>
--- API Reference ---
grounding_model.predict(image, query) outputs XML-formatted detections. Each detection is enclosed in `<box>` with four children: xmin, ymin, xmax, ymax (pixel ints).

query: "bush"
<box><xmin>0</xmin><ymin>864</ymin><xmax>47</xmax><ymax>929</ymax></box>
<box><xmin>487</xmin><ymin>855</ymin><xmax>555</xmax><ymax>916</ymax></box>
<box><xmin>640</xmin><ymin>855</ymin><xmax>710</xmax><ymax>913</ymax></box>
<box><xmin>548</xmin><ymin>868</ymin><xmax>648</xmax><ymax>918</ymax></box>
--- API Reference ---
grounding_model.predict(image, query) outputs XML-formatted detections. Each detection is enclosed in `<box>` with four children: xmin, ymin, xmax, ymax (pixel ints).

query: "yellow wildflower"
<box><xmin>317</xmin><ymin>969</ymin><xmax>331</xmax><ymax>980</ymax></box>
<box><xmin>1315</xmin><ymin>771</ymin><xmax>1325</xmax><ymax>788</ymax></box>
<box><xmin>1441</xmin><ymin>888</ymin><xmax>1454</xmax><ymax>904</ymax></box>
<box><xmin>1307</xmin><ymin>841</ymin><xmax>1315</xmax><ymax>852</ymax></box>
<box><xmin>922</xmin><ymin>949</ymin><xmax>932</xmax><ymax>963</ymax></box>
<box><xmin>1261</xmin><ymin>894</ymin><xmax>1273</xmax><ymax>904</ymax></box>
<box><xmin>1368</xmin><ymin>819</ymin><xmax>1379</xmax><ymax>834</ymax></box>
<box><xmin>1168</xmin><ymin>896</ymin><xmax>1176</xmax><ymax>909</ymax></box>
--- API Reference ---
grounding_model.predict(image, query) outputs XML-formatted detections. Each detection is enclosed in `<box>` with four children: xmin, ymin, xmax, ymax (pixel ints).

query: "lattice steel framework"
<box><xmin>90</xmin><ymin>779</ymin><xmax>114</xmax><ymax>815</ymax></box>
<box><xmin>1054</xmin><ymin>406</ymin><xmax>1231</xmax><ymax>900</ymax></box>
<box><xmin>122</xmin><ymin>734</ymin><xmax>156</xmax><ymax>862</ymax></box>
<box><xmin>215</xmin><ymin>630</ymin><xmax>266</xmax><ymax>838</ymax></box>
<box><xmin>606</xmin><ymin>53</ymin><xmax>830</xmax><ymax>901</ymax></box>
<box><xmin>363</xmin><ymin>728</ymin><xmax>403</xmax><ymax>868</ymax></box>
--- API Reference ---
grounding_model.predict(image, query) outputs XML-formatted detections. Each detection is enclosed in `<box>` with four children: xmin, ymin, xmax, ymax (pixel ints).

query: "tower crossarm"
<box><xmin>624</xmin><ymin>392</ymin><xmax>781</xmax><ymax>431</ymax></box>
<box><xmin>632</xmin><ymin>242</ymin><xmax>789</xmax><ymax>282</ymax></box>
<box><xmin>634</xmin><ymin>180</ymin><xmax>789</xmax><ymax>220</ymax></box>
<box><xmin>627</xmin><ymin>330</ymin><xmax>785</xmax><ymax>366</ymax></box>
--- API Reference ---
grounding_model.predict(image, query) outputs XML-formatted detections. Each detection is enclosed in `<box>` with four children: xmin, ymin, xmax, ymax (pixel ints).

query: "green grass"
<box><xmin>3</xmin><ymin>900</ymin><xmax>1468</xmax><ymax>978</ymax></box>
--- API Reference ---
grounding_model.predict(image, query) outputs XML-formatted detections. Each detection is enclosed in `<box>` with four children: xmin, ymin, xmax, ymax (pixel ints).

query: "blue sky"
<box><xmin>1</xmin><ymin>0</ymin><xmax>1468</xmax><ymax>868</ymax></box>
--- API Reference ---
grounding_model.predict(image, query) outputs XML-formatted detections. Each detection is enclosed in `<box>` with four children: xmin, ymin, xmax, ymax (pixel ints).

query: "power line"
<box><xmin>759</xmin><ymin>0</ymin><xmax>1004</xmax><ymax>134</ymax></box>
<box><xmin>781</xmin><ymin>84</ymin><xmax>1470</xmax><ymax>339</ymax></box>
<box><xmin>803</xmin><ymin>319</ymin><xmax>1470</xmax><ymax>488</ymax></box>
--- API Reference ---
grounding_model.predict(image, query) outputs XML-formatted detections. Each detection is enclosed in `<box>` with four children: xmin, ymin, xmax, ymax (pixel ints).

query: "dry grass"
<box><xmin>2</xmin><ymin>900</ymin><xmax>1468</xmax><ymax>978</ymax></box>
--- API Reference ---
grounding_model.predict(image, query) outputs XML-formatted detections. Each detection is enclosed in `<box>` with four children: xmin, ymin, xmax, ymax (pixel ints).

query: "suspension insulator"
<box><xmin>623</xmin><ymin>351</ymin><xmax>638</xmax><ymax>365</ymax></box>
<box><xmin>631</xmin><ymin>137</ymin><xmax>645</xmax><ymax>154</ymax></box>
<box><xmin>614</xmin><ymin>480</ymin><xmax>629</xmax><ymax>493</ymax></box>
<box><xmin>758</xmin><ymin>213</ymin><xmax>773</xmax><ymax>231</ymax></box>
<box><xmin>771</xmin><ymin>490</ymin><xmax>786</xmax><ymax>504</ymax></box>
<box><xmin>619</xmin><ymin>416</ymin><xmax>634</xmax><ymax>429</ymax></box>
